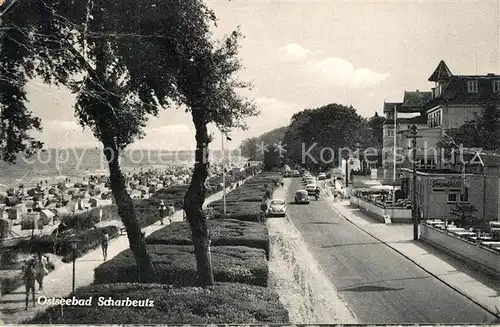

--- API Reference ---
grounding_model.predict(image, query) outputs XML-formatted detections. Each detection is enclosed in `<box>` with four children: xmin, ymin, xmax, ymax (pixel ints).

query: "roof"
<box><xmin>428</xmin><ymin>60</ymin><xmax>453</xmax><ymax>82</ymax></box>
<box><xmin>400</xmin><ymin>91</ymin><xmax>433</xmax><ymax>110</ymax></box>
<box><xmin>383</xmin><ymin>102</ymin><xmax>402</xmax><ymax>113</ymax></box>
<box><xmin>424</xmin><ymin>75</ymin><xmax>500</xmax><ymax>110</ymax></box>
<box><xmin>407</xmin><ymin>115</ymin><xmax>428</xmax><ymax>124</ymax></box>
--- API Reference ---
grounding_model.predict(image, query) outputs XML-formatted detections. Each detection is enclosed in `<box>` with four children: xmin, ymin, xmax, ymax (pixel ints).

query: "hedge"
<box><xmin>146</xmin><ymin>219</ymin><xmax>269</xmax><ymax>259</ymax></box>
<box><xmin>94</xmin><ymin>245</ymin><xmax>268</xmax><ymax>287</ymax></box>
<box><xmin>208</xmin><ymin>201</ymin><xmax>262</xmax><ymax>222</ymax></box>
<box><xmin>26</xmin><ymin>282</ymin><xmax>288</xmax><ymax>324</ymax></box>
<box><xmin>14</xmin><ymin>225</ymin><xmax>119</xmax><ymax>262</ymax></box>
<box><xmin>1</xmin><ymin>260</ymin><xmax>55</xmax><ymax>295</ymax></box>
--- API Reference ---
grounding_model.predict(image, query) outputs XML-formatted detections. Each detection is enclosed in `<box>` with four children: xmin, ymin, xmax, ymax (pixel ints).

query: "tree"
<box><xmin>263</xmin><ymin>144</ymin><xmax>282</xmax><ymax>171</ymax></box>
<box><xmin>240</xmin><ymin>126</ymin><xmax>287</xmax><ymax>161</ymax></box>
<box><xmin>283</xmin><ymin>104</ymin><xmax>368</xmax><ymax>170</ymax></box>
<box><xmin>240</xmin><ymin>137</ymin><xmax>259</xmax><ymax>159</ymax></box>
<box><xmin>0</xmin><ymin>2</ymin><xmax>43</xmax><ymax>164</ymax></box>
<box><xmin>367</xmin><ymin>112</ymin><xmax>385</xmax><ymax>149</ymax></box>
<box><xmin>117</xmin><ymin>3</ymin><xmax>258</xmax><ymax>285</ymax></box>
<box><xmin>1</xmin><ymin>0</ymin><xmax>227</xmax><ymax>282</ymax></box>
<box><xmin>449</xmin><ymin>203</ymin><xmax>479</xmax><ymax>228</ymax></box>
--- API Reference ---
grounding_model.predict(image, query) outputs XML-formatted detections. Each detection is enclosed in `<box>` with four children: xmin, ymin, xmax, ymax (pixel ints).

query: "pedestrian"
<box><xmin>34</xmin><ymin>252</ymin><xmax>48</xmax><ymax>292</ymax></box>
<box><xmin>101</xmin><ymin>232</ymin><xmax>109</xmax><ymax>261</ymax></box>
<box><xmin>23</xmin><ymin>259</ymin><xmax>36</xmax><ymax>310</ymax></box>
<box><xmin>158</xmin><ymin>200</ymin><xmax>167</xmax><ymax>225</ymax></box>
<box><xmin>168</xmin><ymin>203</ymin><xmax>175</xmax><ymax>224</ymax></box>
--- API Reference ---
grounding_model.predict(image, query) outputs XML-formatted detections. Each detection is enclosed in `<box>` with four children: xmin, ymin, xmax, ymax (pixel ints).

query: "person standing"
<box><xmin>34</xmin><ymin>252</ymin><xmax>48</xmax><ymax>291</ymax></box>
<box><xmin>158</xmin><ymin>200</ymin><xmax>167</xmax><ymax>225</ymax></box>
<box><xmin>101</xmin><ymin>232</ymin><xmax>109</xmax><ymax>261</ymax></box>
<box><xmin>23</xmin><ymin>259</ymin><xmax>36</xmax><ymax>310</ymax></box>
<box><xmin>168</xmin><ymin>203</ymin><xmax>175</xmax><ymax>224</ymax></box>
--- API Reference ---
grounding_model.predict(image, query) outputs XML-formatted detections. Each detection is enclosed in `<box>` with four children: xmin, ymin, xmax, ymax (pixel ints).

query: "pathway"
<box><xmin>0</xmin><ymin>183</ymin><xmax>240</xmax><ymax>324</ymax></box>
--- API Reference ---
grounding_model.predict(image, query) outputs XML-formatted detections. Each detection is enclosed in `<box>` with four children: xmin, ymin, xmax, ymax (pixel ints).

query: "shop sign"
<box><xmin>430</xmin><ymin>178</ymin><xmax>463</xmax><ymax>188</ymax></box>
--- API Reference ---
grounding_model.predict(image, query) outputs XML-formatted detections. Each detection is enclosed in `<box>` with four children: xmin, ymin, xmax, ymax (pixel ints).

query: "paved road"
<box><xmin>285</xmin><ymin>178</ymin><xmax>498</xmax><ymax>324</ymax></box>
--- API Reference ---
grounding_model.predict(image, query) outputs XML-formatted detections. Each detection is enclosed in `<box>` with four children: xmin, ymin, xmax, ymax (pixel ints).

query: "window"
<box><xmin>387</xmin><ymin>129</ymin><xmax>394</xmax><ymax>137</ymax></box>
<box><xmin>448</xmin><ymin>193</ymin><xmax>457</xmax><ymax>202</ymax></box>
<box><xmin>428</xmin><ymin>110</ymin><xmax>442</xmax><ymax>128</ymax></box>
<box><xmin>493</xmin><ymin>80</ymin><xmax>500</xmax><ymax>92</ymax></box>
<box><xmin>417</xmin><ymin>158</ymin><xmax>435</xmax><ymax>169</ymax></box>
<box><xmin>447</xmin><ymin>188</ymin><xmax>469</xmax><ymax>203</ymax></box>
<box><xmin>467</xmin><ymin>80</ymin><xmax>478</xmax><ymax>93</ymax></box>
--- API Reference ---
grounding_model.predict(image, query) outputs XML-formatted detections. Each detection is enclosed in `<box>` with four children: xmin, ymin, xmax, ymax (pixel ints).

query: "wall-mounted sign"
<box><xmin>430</xmin><ymin>179</ymin><xmax>463</xmax><ymax>188</ymax></box>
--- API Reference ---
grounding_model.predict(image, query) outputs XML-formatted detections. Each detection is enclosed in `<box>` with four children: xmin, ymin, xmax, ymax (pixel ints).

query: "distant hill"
<box><xmin>239</xmin><ymin>126</ymin><xmax>288</xmax><ymax>161</ymax></box>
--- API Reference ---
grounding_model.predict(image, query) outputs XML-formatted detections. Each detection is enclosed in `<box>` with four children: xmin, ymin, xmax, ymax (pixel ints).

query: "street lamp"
<box><xmin>407</xmin><ymin>125</ymin><xmax>422</xmax><ymax>240</ymax></box>
<box><xmin>68</xmin><ymin>238</ymin><xmax>81</xmax><ymax>293</ymax></box>
<box><xmin>221</xmin><ymin>131</ymin><xmax>232</xmax><ymax>216</ymax></box>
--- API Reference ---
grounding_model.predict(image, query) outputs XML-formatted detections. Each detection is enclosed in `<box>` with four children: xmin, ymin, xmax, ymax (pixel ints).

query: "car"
<box><xmin>305</xmin><ymin>183</ymin><xmax>318</xmax><ymax>195</ymax></box>
<box><xmin>266</xmin><ymin>199</ymin><xmax>287</xmax><ymax>217</ymax></box>
<box><xmin>290</xmin><ymin>170</ymin><xmax>301</xmax><ymax>177</ymax></box>
<box><xmin>294</xmin><ymin>190</ymin><xmax>310</xmax><ymax>204</ymax></box>
<box><xmin>304</xmin><ymin>177</ymin><xmax>315</xmax><ymax>185</ymax></box>
<box><xmin>318</xmin><ymin>173</ymin><xmax>326</xmax><ymax>180</ymax></box>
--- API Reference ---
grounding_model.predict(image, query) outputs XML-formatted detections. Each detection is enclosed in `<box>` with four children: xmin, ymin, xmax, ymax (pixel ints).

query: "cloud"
<box><xmin>279</xmin><ymin>43</ymin><xmax>312</xmax><ymax>61</ymax></box>
<box><xmin>304</xmin><ymin>57</ymin><xmax>390</xmax><ymax>89</ymax></box>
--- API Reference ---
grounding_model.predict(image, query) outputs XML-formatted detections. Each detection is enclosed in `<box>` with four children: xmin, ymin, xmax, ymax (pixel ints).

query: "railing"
<box><xmin>422</xmin><ymin>220</ymin><xmax>500</xmax><ymax>254</ymax></box>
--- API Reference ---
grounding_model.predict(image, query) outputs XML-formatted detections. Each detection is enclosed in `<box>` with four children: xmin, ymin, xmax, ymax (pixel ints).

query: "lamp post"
<box><xmin>69</xmin><ymin>238</ymin><xmax>80</xmax><ymax>293</ymax></box>
<box><xmin>221</xmin><ymin>131</ymin><xmax>232</xmax><ymax>216</ymax></box>
<box><xmin>407</xmin><ymin>125</ymin><xmax>422</xmax><ymax>240</ymax></box>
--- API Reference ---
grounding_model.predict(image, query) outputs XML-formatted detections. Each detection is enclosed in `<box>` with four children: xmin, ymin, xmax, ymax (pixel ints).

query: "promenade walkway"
<box><xmin>328</xmin><ymin>195</ymin><xmax>500</xmax><ymax>319</ymax></box>
<box><xmin>0</xmin><ymin>184</ymin><xmax>238</xmax><ymax>324</ymax></box>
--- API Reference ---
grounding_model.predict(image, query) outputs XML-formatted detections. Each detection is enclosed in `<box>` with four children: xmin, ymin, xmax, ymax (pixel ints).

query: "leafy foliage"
<box><xmin>282</xmin><ymin>103</ymin><xmax>372</xmax><ymax>169</ymax></box>
<box><xmin>240</xmin><ymin>126</ymin><xmax>288</xmax><ymax>160</ymax></box>
<box><xmin>367</xmin><ymin>112</ymin><xmax>385</xmax><ymax>149</ymax></box>
<box><xmin>0</xmin><ymin>4</ymin><xmax>43</xmax><ymax>163</ymax></box>
<box><xmin>263</xmin><ymin>144</ymin><xmax>283</xmax><ymax>171</ymax></box>
<box><xmin>449</xmin><ymin>203</ymin><xmax>479</xmax><ymax>228</ymax></box>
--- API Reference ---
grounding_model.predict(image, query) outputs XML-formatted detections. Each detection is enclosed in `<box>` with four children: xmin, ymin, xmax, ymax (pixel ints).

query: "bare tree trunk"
<box><xmin>103</xmin><ymin>141</ymin><xmax>157</xmax><ymax>283</ymax></box>
<box><xmin>183</xmin><ymin>111</ymin><xmax>214</xmax><ymax>287</ymax></box>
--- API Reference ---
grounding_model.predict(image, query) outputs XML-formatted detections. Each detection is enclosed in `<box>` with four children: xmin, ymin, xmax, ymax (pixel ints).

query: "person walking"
<box><xmin>168</xmin><ymin>203</ymin><xmax>175</xmax><ymax>224</ymax></box>
<box><xmin>101</xmin><ymin>232</ymin><xmax>109</xmax><ymax>261</ymax></box>
<box><xmin>23</xmin><ymin>259</ymin><xmax>36</xmax><ymax>310</ymax></box>
<box><xmin>158</xmin><ymin>200</ymin><xmax>167</xmax><ymax>225</ymax></box>
<box><xmin>34</xmin><ymin>252</ymin><xmax>48</xmax><ymax>292</ymax></box>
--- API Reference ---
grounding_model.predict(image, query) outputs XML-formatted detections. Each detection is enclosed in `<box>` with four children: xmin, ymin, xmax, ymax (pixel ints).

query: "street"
<box><xmin>284</xmin><ymin>178</ymin><xmax>498</xmax><ymax>324</ymax></box>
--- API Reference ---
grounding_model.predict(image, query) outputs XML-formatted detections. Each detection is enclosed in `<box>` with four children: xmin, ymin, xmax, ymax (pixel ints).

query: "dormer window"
<box><xmin>434</xmin><ymin>85</ymin><xmax>441</xmax><ymax>97</ymax></box>
<box><xmin>467</xmin><ymin>80</ymin><xmax>478</xmax><ymax>93</ymax></box>
<box><xmin>493</xmin><ymin>80</ymin><xmax>500</xmax><ymax>92</ymax></box>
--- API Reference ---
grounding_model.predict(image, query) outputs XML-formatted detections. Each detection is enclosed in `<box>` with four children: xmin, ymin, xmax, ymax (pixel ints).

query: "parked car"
<box><xmin>305</xmin><ymin>183</ymin><xmax>318</xmax><ymax>195</ymax></box>
<box><xmin>318</xmin><ymin>173</ymin><xmax>326</xmax><ymax>180</ymax></box>
<box><xmin>294</xmin><ymin>190</ymin><xmax>310</xmax><ymax>204</ymax></box>
<box><xmin>266</xmin><ymin>199</ymin><xmax>287</xmax><ymax>217</ymax></box>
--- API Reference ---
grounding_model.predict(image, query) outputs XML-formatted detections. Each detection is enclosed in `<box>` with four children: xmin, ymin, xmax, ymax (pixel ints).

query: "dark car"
<box><xmin>294</xmin><ymin>190</ymin><xmax>310</xmax><ymax>204</ymax></box>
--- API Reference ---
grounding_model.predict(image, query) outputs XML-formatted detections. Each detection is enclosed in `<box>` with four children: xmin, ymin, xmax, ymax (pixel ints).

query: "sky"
<box><xmin>23</xmin><ymin>0</ymin><xmax>499</xmax><ymax>150</ymax></box>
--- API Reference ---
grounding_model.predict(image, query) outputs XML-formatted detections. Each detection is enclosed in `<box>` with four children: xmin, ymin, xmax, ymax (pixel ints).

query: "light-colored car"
<box><xmin>294</xmin><ymin>190</ymin><xmax>310</xmax><ymax>204</ymax></box>
<box><xmin>318</xmin><ymin>173</ymin><xmax>326</xmax><ymax>180</ymax></box>
<box><xmin>291</xmin><ymin>170</ymin><xmax>301</xmax><ymax>177</ymax></box>
<box><xmin>305</xmin><ymin>183</ymin><xmax>318</xmax><ymax>195</ymax></box>
<box><xmin>267</xmin><ymin>199</ymin><xmax>287</xmax><ymax>217</ymax></box>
